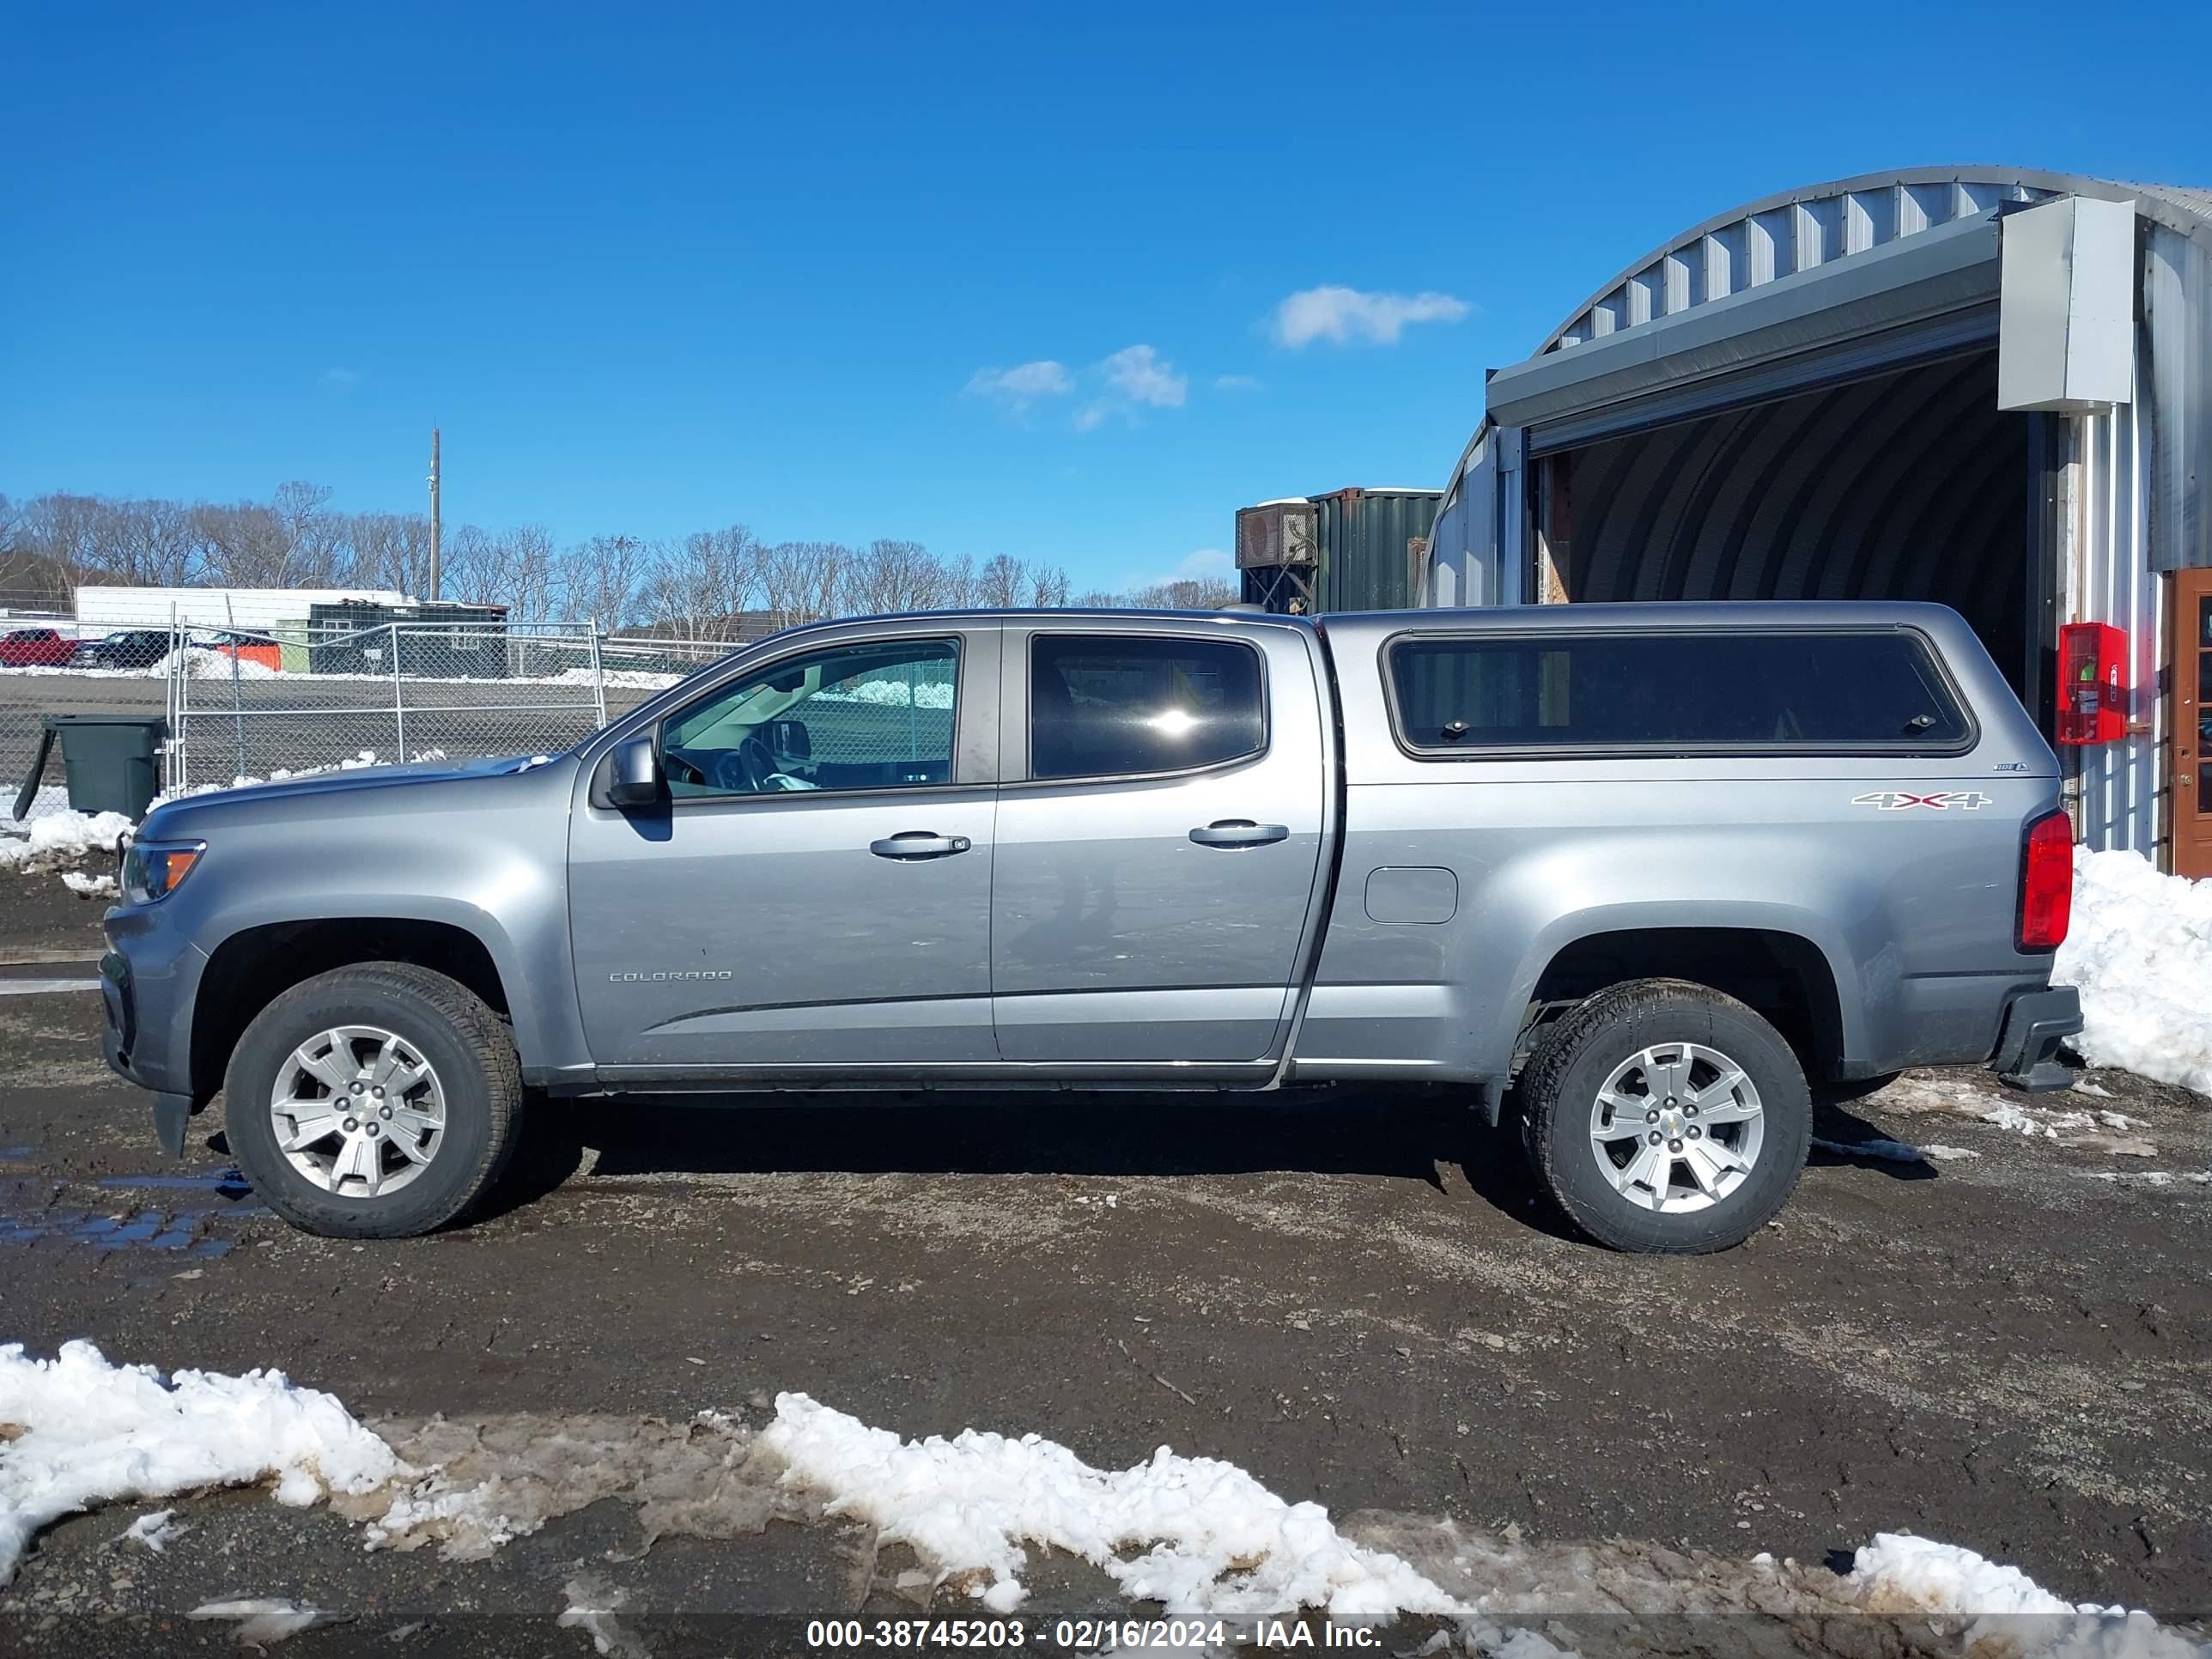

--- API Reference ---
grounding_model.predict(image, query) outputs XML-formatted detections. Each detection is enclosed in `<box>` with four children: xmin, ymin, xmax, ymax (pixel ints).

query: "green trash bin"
<box><xmin>11</xmin><ymin>716</ymin><xmax>169</xmax><ymax>822</ymax></box>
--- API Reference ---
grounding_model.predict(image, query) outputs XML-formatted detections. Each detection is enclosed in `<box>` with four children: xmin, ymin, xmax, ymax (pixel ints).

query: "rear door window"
<box><xmin>1387</xmin><ymin>629</ymin><xmax>1972</xmax><ymax>753</ymax></box>
<box><xmin>1030</xmin><ymin>635</ymin><xmax>1265</xmax><ymax>780</ymax></box>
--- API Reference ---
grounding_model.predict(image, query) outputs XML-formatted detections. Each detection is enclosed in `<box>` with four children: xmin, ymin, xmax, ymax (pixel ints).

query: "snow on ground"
<box><xmin>4</xmin><ymin>1343</ymin><xmax>2209</xmax><ymax>1652</ymax></box>
<box><xmin>0</xmin><ymin>1340</ymin><xmax>406</xmax><ymax>1586</ymax></box>
<box><xmin>114</xmin><ymin>1509</ymin><xmax>187</xmax><ymax>1553</ymax></box>
<box><xmin>186</xmin><ymin>1595</ymin><xmax>343</xmax><ymax>1645</ymax></box>
<box><xmin>0</xmin><ymin>808</ymin><xmax>133</xmax><ymax>874</ymax></box>
<box><xmin>759</xmin><ymin>1390</ymin><xmax>1470</xmax><ymax>1620</ymax></box>
<box><xmin>1873</xmin><ymin>1073</ymin><xmax>2164</xmax><ymax>1155</ymax></box>
<box><xmin>1852</xmin><ymin>1533</ymin><xmax>2208</xmax><ymax>1659</ymax></box>
<box><xmin>2057</xmin><ymin>850</ymin><xmax>2212</xmax><ymax>1095</ymax></box>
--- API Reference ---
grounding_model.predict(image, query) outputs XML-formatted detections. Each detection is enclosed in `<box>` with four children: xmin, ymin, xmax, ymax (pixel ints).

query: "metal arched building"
<box><xmin>1423</xmin><ymin>167</ymin><xmax>2211</xmax><ymax>872</ymax></box>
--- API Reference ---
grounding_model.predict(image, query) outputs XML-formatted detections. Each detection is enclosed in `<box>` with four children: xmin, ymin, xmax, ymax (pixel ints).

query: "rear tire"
<box><xmin>1518</xmin><ymin>978</ymin><xmax>1810</xmax><ymax>1254</ymax></box>
<box><xmin>224</xmin><ymin>963</ymin><xmax>524</xmax><ymax>1239</ymax></box>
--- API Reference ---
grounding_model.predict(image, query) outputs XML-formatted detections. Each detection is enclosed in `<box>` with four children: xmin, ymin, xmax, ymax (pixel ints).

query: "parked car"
<box><xmin>81</xmin><ymin>629</ymin><xmax>177</xmax><ymax>671</ymax></box>
<box><xmin>100</xmin><ymin>602</ymin><xmax>2081</xmax><ymax>1252</ymax></box>
<box><xmin>0</xmin><ymin>627</ymin><xmax>82</xmax><ymax>668</ymax></box>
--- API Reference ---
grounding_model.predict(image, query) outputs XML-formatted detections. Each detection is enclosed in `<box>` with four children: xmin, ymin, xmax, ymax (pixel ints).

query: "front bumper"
<box><xmin>100</xmin><ymin>903</ymin><xmax>211</xmax><ymax>1156</ymax></box>
<box><xmin>1991</xmin><ymin>984</ymin><xmax>2081</xmax><ymax>1092</ymax></box>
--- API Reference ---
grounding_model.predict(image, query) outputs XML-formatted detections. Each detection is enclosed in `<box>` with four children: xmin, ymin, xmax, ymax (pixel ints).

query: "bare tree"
<box><xmin>845</xmin><ymin>539</ymin><xmax>944</xmax><ymax>616</ymax></box>
<box><xmin>936</xmin><ymin>552</ymin><xmax>975</xmax><ymax>610</ymax></box>
<box><xmin>0</xmin><ymin>480</ymin><xmax>1115</xmax><ymax>638</ymax></box>
<box><xmin>644</xmin><ymin>527</ymin><xmax>763</xmax><ymax>642</ymax></box>
<box><xmin>349</xmin><ymin>513</ymin><xmax>435</xmax><ymax>597</ymax></box>
<box><xmin>100</xmin><ymin>498</ymin><xmax>201</xmax><ymax>586</ymax></box>
<box><xmin>446</xmin><ymin>523</ymin><xmax>557</xmax><ymax>620</ymax></box>
<box><xmin>759</xmin><ymin>538</ymin><xmax>851</xmax><ymax>630</ymax></box>
<box><xmin>270</xmin><ymin>481</ymin><xmax>346</xmax><ymax>585</ymax></box>
<box><xmin>973</xmin><ymin>553</ymin><xmax>1028</xmax><ymax>609</ymax></box>
<box><xmin>557</xmin><ymin>534</ymin><xmax>652</xmax><ymax>632</ymax></box>
<box><xmin>1026</xmin><ymin>564</ymin><xmax>1071</xmax><ymax>608</ymax></box>
<box><xmin>1128</xmin><ymin>576</ymin><xmax>1239</xmax><ymax>611</ymax></box>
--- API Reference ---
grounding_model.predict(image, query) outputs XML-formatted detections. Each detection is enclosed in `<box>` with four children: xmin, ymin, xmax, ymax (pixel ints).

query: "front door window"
<box><xmin>662</xmin><ymin>638</ymin><xmax>958</xmax><ymax>798</ymax></box>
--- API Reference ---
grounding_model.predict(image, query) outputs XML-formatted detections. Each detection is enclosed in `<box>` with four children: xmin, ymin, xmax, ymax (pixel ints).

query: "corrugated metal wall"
<box><xmin>1308</xmin><ymin>489</ymin><xmax>1443</xmax><ymax>613</ymax></box>
<box><xmin>2073</xmin><ymin>222</ymin><xmax>2212</xmax><ymax>857</ymax></box>
<box><xmin>1425</xmin><ymin>433</ymin><xmax>1499</xmax><ymax>608</ymax></box>
<box><xmin>2069</xmin><ymin>371</ymin><xmax>2162</xmax><ymax>855</ymax></box>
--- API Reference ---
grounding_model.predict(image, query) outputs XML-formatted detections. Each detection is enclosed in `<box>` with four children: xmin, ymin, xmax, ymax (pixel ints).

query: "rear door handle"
<box><xmin>869</xmin><ymin>831</ymin><xmax>972</xmax><ymax>860</ymax></box>
<box><xmin>1188</xmin><ymin>820</ymin><xmax>1290</xmax><ymax>848</ymax></box>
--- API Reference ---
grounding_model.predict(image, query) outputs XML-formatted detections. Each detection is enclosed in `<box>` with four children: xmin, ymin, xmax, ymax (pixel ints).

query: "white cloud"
<box><xmin>1212</xmin><ymin>374</ymin><xmax>1262</xmax><ymax>392</ymax></box>
<box><xmin>1271</xmin><ymin>285</ymin><xmax>1469</xmax><ymax>348</ymax></box>
<box><xmin>1100</xmin><ymin>344</ymin><xmax>1185</xmax><ymax>408</ymax></box>
<box><xmin>964</xmin><ymin>360</ymin><xmax>1074</xmax><ymax>413</ymax></box>
<box><xmin>319</xmin><ymin>367</ymin><xmax>361</xmax><ymax>392</ymax></box>
<box><xmin>1076</xmin><ymin>344</ymin><xmax>1187</xmax><ymax>431</ymax></box>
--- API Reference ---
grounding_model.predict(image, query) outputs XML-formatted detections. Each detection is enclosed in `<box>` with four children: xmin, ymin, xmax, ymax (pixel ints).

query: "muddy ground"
<box><xmin>0</xmin><ymin>867</ymin><xmax>2207</xmax><ymax>1656</ymax></box>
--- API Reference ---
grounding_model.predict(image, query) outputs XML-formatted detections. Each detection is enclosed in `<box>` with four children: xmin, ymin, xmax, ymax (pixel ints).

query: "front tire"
<box><xmin>224</xmin><ymin>963</ymin><xmax>524</xmax><ymax>1239</ymax></box>
<box><xmin>1518</xmin><ymin>979</ymin><xmax>1810</xmax><ymax>1254</ymax></box>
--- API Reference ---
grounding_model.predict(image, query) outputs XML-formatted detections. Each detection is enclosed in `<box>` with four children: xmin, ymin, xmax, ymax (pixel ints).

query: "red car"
<box><xmin>0</xmin><ymin>628</ymin><xmax>82</xmax><ymax>668</ymax></box>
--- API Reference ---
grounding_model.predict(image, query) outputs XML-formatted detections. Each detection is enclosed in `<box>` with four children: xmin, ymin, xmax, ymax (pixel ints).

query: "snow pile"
<box><xmin>0</xmin><ymin>1340</ymin><xmax>408</xmax><ymax>1584</ymax></box>
<box><xmin>148</xmin><ymin>646</ymin><xmax>281</xmax><ymax>681</ymax></box>
<box><xmin>0</xmin><ymin>808</ymin><xmax>133</xmax><ymax>874</ymax></box>
<box><xmin>61</xmin><ymin>870</ymin><xmax>118</xmax><ymax>898</ymax></box>
<box><xmin>1851</xmin><ymin>1534</ymin><xmax>2208</xmax><ymax>1659</ymax></box>
<box><xmin>760</xmin><ymin>1391</ymin><xmax>1468</xmax><ymax>1620</ymax></box>
<box><xmin>2057</xmin><ymin>850</ymin><xmax>2212</xmax><ymax>1095</ymax></box>
<box><xmin>816</xmin><ymin>678</ymin><xmax>956</xmax><ymax>709</ymax></box>
<box><xmin>550</xmin><ymin>665</ymin><xmax>684</xmax><ymax>690</ymax></box>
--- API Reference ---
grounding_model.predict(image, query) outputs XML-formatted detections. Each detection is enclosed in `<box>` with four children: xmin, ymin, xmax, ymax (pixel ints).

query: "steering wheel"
<box><xmin>708</xmin><ymin>735</ymin><xmax>777</xmax><ymax>793</ymax></box>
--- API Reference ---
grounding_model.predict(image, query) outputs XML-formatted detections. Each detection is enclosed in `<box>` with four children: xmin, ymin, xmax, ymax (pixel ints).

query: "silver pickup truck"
<box><xmin>100</xmin><ymin>602</ymin><xmax>2081</xmax><ymax>1254</ymax></box>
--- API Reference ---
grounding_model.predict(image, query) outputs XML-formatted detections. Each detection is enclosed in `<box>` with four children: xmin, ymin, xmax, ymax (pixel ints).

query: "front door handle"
<box><xmin>869</xmin><ymin>831</ymin><xmax>972</xmax><ymax>860</ymax></box>
<box><xmin>1188</xmin><ymin>820</ymin><xmax>1290</xmax><ymax>848</ymax></box>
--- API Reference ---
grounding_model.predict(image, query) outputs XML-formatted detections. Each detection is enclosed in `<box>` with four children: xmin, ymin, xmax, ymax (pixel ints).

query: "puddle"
<box><xmin>0</xmin><ymin>1145</ymin><xmax>32</xmax><ymax>1161</ymax></box>
<box><xmin>0</xmin><ymin>1168</ymin><xmax>264</xmax><ymax>1261</ymax></box>
<box><xmin>98</xmin><ymin>1168</ymin><xmax>255</xmax><ymax>1200</ymax></box>
<box><xmin>0</xmin><ymin>1206</ymin><xmax>250</xmax><ymax>1258</ymax></box>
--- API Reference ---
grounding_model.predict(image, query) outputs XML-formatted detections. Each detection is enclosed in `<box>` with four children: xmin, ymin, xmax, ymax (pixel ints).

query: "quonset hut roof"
<box><xmin>1534</xmin><ymin>167</ymin><xmax>2212</xmax><ymax>357</ymax></box>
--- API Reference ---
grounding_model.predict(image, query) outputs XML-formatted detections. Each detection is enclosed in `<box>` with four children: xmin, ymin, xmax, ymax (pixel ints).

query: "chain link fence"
<box><xmin>3</xmin><ymin>604</ymin><xmax>753</xmax><ymax>825</ymax></box>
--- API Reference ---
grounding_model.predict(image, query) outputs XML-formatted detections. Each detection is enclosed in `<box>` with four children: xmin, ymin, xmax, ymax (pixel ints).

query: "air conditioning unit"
<box><xmin>1236</xmin><ymin>501</ymin><xmax>1318</xmax><ymax>569</ymax></box>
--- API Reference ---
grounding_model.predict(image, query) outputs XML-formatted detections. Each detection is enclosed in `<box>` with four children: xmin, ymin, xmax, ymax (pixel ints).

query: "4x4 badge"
<box><xmin>1850</xmin><ymin>791</ymin><xmax>1993</xmax><ymax>811</ymax></box>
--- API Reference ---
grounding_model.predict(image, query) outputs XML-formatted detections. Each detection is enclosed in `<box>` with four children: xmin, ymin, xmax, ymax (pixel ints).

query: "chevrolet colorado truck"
<box><xmin>100</xmin><ymin>602</ymin><xmax>2081</xmax><ymax>1253</ymax></box>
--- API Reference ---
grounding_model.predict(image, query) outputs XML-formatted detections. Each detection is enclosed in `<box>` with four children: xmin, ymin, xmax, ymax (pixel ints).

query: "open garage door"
<box><xmin>1529</xmin><ymin>349</ymin><xmax>2036</xmax><ymax>698</ymax></box>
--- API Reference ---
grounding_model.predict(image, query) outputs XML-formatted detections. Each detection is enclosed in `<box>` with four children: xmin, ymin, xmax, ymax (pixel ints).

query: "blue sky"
<box><xmin>4</xmin><ymin>2</ymin><xmax>2209</xmax><ymax>594</ymax></box>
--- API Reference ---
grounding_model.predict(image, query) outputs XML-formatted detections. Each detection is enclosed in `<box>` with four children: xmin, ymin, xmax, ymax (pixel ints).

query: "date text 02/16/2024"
<box><xmin>802</xmin><ymin>1617</ymin><xmax>1383</xmax><ymax>1649</ymax></box>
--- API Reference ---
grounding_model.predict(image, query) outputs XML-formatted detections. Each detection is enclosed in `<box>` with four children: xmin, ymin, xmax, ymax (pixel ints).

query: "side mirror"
<box><xmin>765</xmin><ymin>718</ymin><xmax>811</xmax><ymax>762</ymax></box>
<box><xmin>603</xmin><ymin>733</ymin><xmax>665</xmax><ymax>809</ymax></box>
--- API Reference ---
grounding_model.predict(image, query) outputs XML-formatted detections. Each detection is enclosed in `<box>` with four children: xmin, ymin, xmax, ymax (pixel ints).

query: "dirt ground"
<box><xmin>1</xmin><ymin>866</ymin><xmax>2208</xmax><ymax>1656</ymax></box>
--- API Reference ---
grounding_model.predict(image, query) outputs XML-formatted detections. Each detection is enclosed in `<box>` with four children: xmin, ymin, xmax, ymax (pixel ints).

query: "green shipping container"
<box><xmin>1237</xmin><ymin>487</ymin><xmax>1443</xmax><ymax>616</ymax></box>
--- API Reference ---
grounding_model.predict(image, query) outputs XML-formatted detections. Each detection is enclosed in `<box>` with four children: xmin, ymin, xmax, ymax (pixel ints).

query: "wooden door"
<box><xmin>2176</xmin><ymin>568</ymin><xmax>2212</xmax><ymax>879</ymax></box>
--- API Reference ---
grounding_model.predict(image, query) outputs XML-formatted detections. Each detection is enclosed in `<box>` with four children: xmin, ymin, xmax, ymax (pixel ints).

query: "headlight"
<box><xmin>120</xmin><ymin>841</ymin><xmax>205</xmax><ymax>904</ymax></box>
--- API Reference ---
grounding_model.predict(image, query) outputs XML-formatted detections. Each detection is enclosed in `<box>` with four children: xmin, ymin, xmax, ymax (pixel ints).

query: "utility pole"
<box><xmin>427</xmin><ymin>426</ymin><xmax>442</xmax><ymax>602</ymax></box>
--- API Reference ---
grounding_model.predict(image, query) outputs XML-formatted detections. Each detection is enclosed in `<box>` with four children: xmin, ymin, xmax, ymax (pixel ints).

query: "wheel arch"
<box><xmin>1501</xmin><ymin>909</ymin><xmax>1857</xmax><ymax>1085</ymax></box>
<box><xmin>191</xmin><ymin>912</ymin><xmax>518</xmax><ymax>1102</ymax></box>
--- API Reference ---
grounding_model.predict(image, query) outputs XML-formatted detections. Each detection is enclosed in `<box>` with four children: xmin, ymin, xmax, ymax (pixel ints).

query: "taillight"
<box><xmin>2018</xmin><ymin>810</ymin><xmax>2073</xmax><ymax>952</ymax></box>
